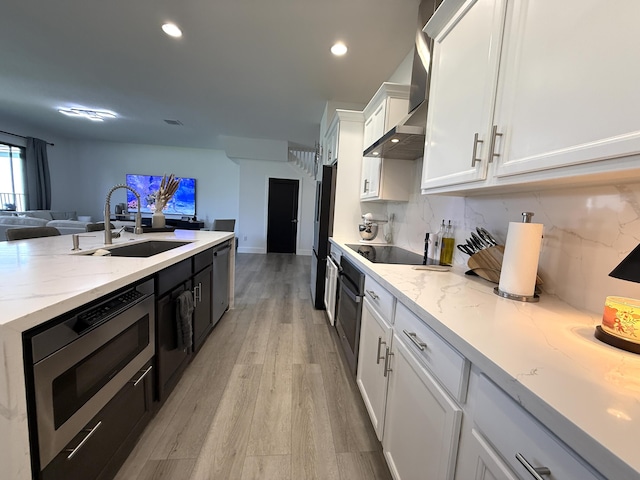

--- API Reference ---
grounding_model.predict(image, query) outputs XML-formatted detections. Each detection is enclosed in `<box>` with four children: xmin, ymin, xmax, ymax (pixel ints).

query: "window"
<box><xmin>0</xmin><ymin>143</ymin><xmax>26</xmax><ymax>211</ymax></box>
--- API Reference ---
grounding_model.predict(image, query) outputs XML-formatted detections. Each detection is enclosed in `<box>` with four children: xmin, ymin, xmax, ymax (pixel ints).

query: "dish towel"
<box><xmin>175</xmin><ymin>290</ymin><xmax>194</xmax><ymax>351</ymax></box>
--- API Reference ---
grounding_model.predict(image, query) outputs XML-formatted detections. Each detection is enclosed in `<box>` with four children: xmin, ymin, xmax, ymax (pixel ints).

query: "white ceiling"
<box><xmin>0</xmin><ymin>0</ymin><xmax>421</xmax><ymax>150</ymax></box>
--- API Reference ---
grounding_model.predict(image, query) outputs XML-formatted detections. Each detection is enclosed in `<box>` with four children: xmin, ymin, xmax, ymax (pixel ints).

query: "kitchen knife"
<box><xmin>477</xmin><ymin>227</ymin><xmax>498</xmax><ymax>246</ymax></box>
<box><xmin>470</xmin><ymin>232</ymin><xmax>488</xmax><ymax>249</ymax></box>
<box><xmin>457</xmin><ymin>244</ymin><xmax>475</xmax><ymax>256</ymax></box>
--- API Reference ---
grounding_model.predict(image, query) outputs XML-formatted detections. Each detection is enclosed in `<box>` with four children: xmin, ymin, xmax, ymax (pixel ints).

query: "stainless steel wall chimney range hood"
<box><xmin>363</xmin><ymin>0</ymin><xmax>440</xmax><ymax>161</ymax></box>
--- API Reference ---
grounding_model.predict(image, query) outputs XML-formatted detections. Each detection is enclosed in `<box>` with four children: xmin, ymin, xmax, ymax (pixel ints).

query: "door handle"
<box><xmin>487</xmin><ymin>125</ymin><xmax>503</xmax><ymax>163</ymax></box>
<box><xmin>291</xmin><ymin>219</ymin><xmax>298</xmax><ymax>223</ymax></box>
<box><xmin>383</xmin><ymin>346</ymin><xmax>394</xmax><ymax>377</ymax></box>
<box><xmin>471</xmin><ymin>132</ymin><xmax>483</xmax><ymax>167</ymax></box>
<box><xmin>193</xmin><ymin>283</ymin><xmax>202</xmax><ymax>303</ymax></box>
<box><xmin>376</xmin><ymin>337</ymin><xmax>386</xmax><ymax>364</ymax></box>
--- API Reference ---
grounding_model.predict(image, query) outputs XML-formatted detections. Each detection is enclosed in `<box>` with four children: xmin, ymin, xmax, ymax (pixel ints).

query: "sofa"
<box><xmin>0</xmin><ymin>211</ymin><xmax>95</xmax><ymax>241</ymax></box>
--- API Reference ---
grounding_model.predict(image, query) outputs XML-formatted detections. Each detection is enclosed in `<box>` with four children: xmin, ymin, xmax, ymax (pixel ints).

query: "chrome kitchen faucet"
<box><xmin>104</xmin><ymin>184</ymin><xmax>143</xmax><ymax>244</ymax></box>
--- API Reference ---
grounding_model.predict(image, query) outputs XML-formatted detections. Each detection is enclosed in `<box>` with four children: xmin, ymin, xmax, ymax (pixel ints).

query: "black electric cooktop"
<box><xmin>346</xmin><ymin>244</ymin><xmax>425</xmax><ymax>265</ymax></box>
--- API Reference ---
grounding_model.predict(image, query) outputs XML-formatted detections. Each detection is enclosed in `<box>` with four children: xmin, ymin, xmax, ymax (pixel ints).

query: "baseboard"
<box><xmin>237</xmin><ymin>246</ymin><xmax>266</xmax><ymax>254</ymax></box>
<box><xmin>236</xmin><ymin>247</ymin><xmax>313</xmax><ymax>255</ymax></box>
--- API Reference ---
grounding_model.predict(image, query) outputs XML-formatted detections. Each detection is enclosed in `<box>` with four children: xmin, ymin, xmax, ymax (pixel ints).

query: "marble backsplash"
<box><xmin>384</xmin><ymin>159</ymin><xmax>640</xmax><ymax>316</ymax></box>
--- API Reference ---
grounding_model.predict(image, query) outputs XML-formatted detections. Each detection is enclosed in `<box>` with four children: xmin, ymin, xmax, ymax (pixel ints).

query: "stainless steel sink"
<box><xmin>84</xmin><ymin>240</ymin><xmax>192</xmax><ymax>257</ymax></box>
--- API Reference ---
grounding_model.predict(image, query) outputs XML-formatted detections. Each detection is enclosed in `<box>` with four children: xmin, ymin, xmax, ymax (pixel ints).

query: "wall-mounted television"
<box><xmin>126</xmin><ymin>174</ymin><xmax>196</xmax><ymax>216</ymax></box>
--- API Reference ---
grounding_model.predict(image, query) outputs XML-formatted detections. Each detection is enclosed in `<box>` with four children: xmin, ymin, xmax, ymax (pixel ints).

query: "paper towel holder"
<box><xmin>493</xmin><ymin>211</ymin><xmax>540</xmax><ymax>302</ymax></box>
<box><xmin>493</xmin><ymin>286</ymin><xmax>539</xmax><ymax>302</ymax></box>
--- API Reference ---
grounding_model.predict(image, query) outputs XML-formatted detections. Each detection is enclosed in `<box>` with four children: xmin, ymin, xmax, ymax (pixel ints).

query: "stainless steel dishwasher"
<box><xmin>212</xmin><ymin>240</ymin><xmax>232</xmax><ymax>325</ymax></box>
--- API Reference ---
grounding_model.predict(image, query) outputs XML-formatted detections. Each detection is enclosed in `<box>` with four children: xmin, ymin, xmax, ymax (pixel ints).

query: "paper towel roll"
<box><xmin>498</xmin><ymin>222</ymin><xmax>543</xmax><ymax>297</ymax></box>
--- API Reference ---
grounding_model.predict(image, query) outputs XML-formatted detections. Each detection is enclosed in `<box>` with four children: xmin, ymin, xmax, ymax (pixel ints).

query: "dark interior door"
<box><xmin>267</xmin><ymin>178</ymin><xmax>299</xmax><ymax>253</ymax></box>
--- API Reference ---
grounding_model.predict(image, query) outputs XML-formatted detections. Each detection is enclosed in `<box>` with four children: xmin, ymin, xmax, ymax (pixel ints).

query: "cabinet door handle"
<box><xmin>193</xmin><ymin>283</ymin><xmax>202</xmax><ymax>303</ymax></box>
<box><xmin>487</xmin><ymin>125</ymin><xmax>503</xmax><ymax>163</ymax></box>
<box><xmin>376</xmin><ymin>337</ymin><xmax>386</xmax><ymax>364</ymax></box>
<box><xmin>363</xmin><ymin>179</ymin><xmax>369</xmax><ymax>193</ymax></box>
<box><xmin>471</xmin><ymin>133</ymin><xmax>483</xmax><ymax>167</ymax></box>
<box><xmin>403</xmin><ymin>330</ymin><xmax>427</xmax><ymax>351</ymax></box>
<box><xmin>366</xmin><ymin>289</ymin><xmax>379</xmax><ymax>300</ymax></box>
<box><xmin>515</xmin><ymin>453</ymin><xmax>551</xmax><ymax>479</ymax></box>
<box><xmin>132</xmin><ymin>365</ymin><xmax>153</xmax><ymax>387</ymax></box>
<box><xmin>383</xmin><ymin>346</ymin><xmax>394</xmax><ymax>377</ymax></box>
<box><xmin>66</xmin><ymin>421</ymin><xmax>102</xmax><ymax>460</ymax></box>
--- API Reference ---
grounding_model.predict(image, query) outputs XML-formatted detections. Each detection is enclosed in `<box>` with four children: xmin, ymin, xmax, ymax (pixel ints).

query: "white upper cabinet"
<box><xmin>422</xmin><ymin>0</ymin><xmax>640</xmax><ymax>194</ymax></box>
<box><xmin>363</xmin><ymin>83</ymin><xmax>411</xmax><ymax>152</ymax></box>
<box><xmin>492</xmin><ymin>0</ymin><xmax>640</xmax><ymax>180</ymax></box>
<box><xmin>361</xmin><ymin>83</ymin><xmax>413</xmax><ymax>201</ymax></box>
<box><xmin>422</xmin><ymin>0</ymin><xmax>507</xmax><ymax>191</ymax></box>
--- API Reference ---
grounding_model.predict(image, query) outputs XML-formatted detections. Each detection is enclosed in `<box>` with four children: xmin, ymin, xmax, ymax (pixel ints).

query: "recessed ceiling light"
<box><xmin>331</xmin><ymin>42</ymin><xmax>347</xmax><ymax>56</ymax></box>
<box><xmin>162</xmin><ymin>23</ymin><xmax>182</xmax><ymax>38</ymax></box>
<box><xmin>58</xmin><ymin>108</ymin><xmax>117</xmax><ymax>121</ymax></box>
<box><xmin>372</xmin><ymin>151</ymin><xmax>379</xmax><ymax>156</ymax></box>
<box><xmin>391</xmin><ymin>138</ymin><xmax>400</xmax><ymax>143</ymax></box>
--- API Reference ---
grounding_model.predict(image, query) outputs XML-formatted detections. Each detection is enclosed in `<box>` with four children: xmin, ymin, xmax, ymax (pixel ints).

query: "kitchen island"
<box><xmin>0</xmin><ymin>230</ymin><xmax>234</xmax><ymax>480</ymax></box>
<box><xmin>331</xmin><ymin>238</ymin><xmax>640</xmax><ymax>480</ymax></box>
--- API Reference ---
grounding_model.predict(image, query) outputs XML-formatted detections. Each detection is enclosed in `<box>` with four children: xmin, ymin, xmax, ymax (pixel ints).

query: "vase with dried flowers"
<box><xmin>152</xmin><ymin>174</ymin><xmax>181</xmax><ymax>228</ymax></box>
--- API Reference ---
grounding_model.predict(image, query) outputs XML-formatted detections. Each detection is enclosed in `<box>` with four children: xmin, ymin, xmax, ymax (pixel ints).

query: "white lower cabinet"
<box><xmin>457</xmin><ymin>428</ymin><xmax>519</xmax><ymax>480</ymax></box>
<box><xmin>383</xmin><ymin>333</ymin><xmax>463</xmax><ymax>480</ymax></box>
<box><xmin>356</xmin><ymin>297</ymin><xmax>392</xmax><ymax>440</ymax></box>
<box><xmin>455</xmin><ymin>370</ymin><xmax>605</xmax><ymax>480</ymax></box>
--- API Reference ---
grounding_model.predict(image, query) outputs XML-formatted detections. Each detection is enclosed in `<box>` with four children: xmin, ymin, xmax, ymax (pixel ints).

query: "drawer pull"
<box><xmin>376</xmin><ymin>337</ymin><xmax>386</xmax><ymax>364</ymax></box>
<box><xmin>383</xmin><ymin>346</ymin><xmax>394</xmax><ymax>377</ymax></box>
<box><xmin>366</xmin><ymin>289</ymin><xmax>379</xmax><ymax>300</ymax></box>
<box><xmin>66</xmin><ymin>421</ymin><xmax>102</xmax><ymax>460</ymax></box>
<box><xmin>471</xmin><ymin>133</ymin><xmax>483</xmax><ymax>167</ymax></box>
<box><xmin>403</xmin><ymin>330</ymin><xmax>427</xmax><ymax>351</ymax></box>
<box><xmin>515</xmin><ymin>453</ymin><xmax>551</xmax><ymax>479</ymax></box>
<box><xmin>132</xmin><ymin>365</ymin><xmax>153</xmax><ymax>387</ymax></box>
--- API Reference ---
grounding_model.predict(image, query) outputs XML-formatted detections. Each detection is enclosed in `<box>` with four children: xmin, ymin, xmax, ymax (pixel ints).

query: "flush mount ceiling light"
<box><xmin>162</xmin><ymin>23</ymin><xmax>182</xmax><ymax>38</ymax></box>
<box><xmin>58</xmin><ymin>108</ymin><xmax>117</xmax><ymax>122</ymax></box>
<box><xmin>391</xmin><ymin>138</ymin><xmax>400</xmax><ymax>143</ymax></box>
<box><xmin>331</xmin><ymin>42</ymin><xmax>347</xmax><ymax>56</ymax></box>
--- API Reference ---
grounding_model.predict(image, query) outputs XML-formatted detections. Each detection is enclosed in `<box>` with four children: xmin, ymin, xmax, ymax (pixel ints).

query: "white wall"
<box><xmin>65</xmin><ymin>141</ymin><xmax>240</xmax><ymax>228</ymax></box>
<box><xmin>237</xmin><ymin>159</ymin><xmax>315</xmax><ymax>255</ymax></box>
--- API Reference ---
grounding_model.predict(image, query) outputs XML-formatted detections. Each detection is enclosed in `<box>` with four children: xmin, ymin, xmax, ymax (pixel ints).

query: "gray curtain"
<box><xmin>25</xmin><ymin>137</ymin><xmax>51</xmax><ymax>210</ymax></box>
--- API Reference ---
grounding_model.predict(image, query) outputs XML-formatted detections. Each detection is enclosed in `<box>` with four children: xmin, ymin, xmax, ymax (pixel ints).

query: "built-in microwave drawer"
<box><xmin>475</xmin><ymin>375</ymin><xmax>604</xmax><ymax>480</ymax></box>
<box><xmin>394</xmin><ymin>302</ymin><xmax>469</xmax><ymax>403</ymax></box>
<box><xmin>41</xmin><ymin>360</ymin><xmax>154</xmax><ymax>480</ymax></box>
<box><xmin>364</xmin><ymin>275</ymin><xmax>395</xmax><ymax>323</ymax></box>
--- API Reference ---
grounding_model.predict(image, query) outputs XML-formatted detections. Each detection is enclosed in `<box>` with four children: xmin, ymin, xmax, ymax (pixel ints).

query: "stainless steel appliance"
<box><xmin>310</xmin><ymin>164</ymin><xmax>337</xmax><ymax>309</ymax></box>
<box><xmin>324</xmin><ymin>252</ymin><xmax>340</xmax><ymax>326</ymax></box>
<box><xmin>335</xmin><ymin>255</ymin><xmax>365</xmax><ymax>376</ymax></box>
<box><xmin>24</xmin><ymin>278</ymin><xmax>155</xmax><ymax>470</ymax></box>
<box><xmin>212</xmin><ymin>239</ymin><xmax>231</xmax><ymax>324</ymax></box>
<box><xmin>362</xmin><ymin>0</ymin><xmax>441</xmax><ymax>160</ymax></box>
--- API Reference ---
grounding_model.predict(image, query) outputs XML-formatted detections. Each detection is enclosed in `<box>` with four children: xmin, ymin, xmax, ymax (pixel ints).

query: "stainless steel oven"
<box><xmin>24</xmin><ymin>278</ymin><xmax>155</xmax><ymax>470</ymax></box>
<box><xmin>335</xmin><ymin>255</ymin><xmax>365</xmax><ymax>376</ymax></box>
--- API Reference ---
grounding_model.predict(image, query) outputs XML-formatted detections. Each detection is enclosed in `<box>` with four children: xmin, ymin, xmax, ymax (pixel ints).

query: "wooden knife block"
<box><xmin>467</xmin><ymin>245</ymin><xmax>542</xmax><ymax>285</ymax></box>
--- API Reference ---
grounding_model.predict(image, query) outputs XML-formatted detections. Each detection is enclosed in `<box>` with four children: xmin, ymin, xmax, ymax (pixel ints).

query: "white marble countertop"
<box><xmin>0</xmin><ymin>230</ymin><xmax>234</xmax><ymax>480</ymax></box>
<box><xmin>331</xmin><ymin>238</ymin><xmax>640</xmax><ymax>480</ymax></box>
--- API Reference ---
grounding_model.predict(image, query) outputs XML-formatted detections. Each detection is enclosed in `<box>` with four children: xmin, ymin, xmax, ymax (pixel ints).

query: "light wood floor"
<box><xmin>115</xmin><ymin>253</ymin><xmax>392</xmax><ymax>480</ymax></box>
